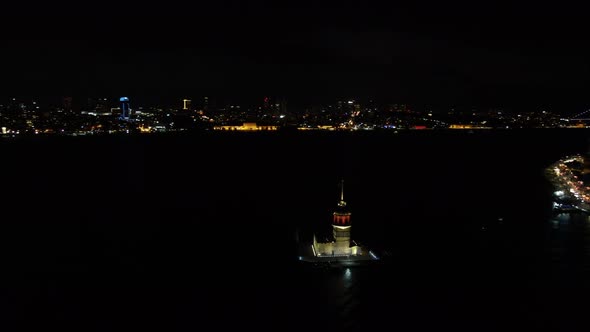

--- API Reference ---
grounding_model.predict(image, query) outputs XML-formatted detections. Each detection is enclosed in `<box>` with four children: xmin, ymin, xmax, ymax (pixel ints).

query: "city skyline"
<box><xmin>3</xmin><ymin>93</ymin><xmax>590</xmax><ymax>115</ymax></box>
<box><xmin>2</xmin><ymin>94</ymin><xmax>588</xmax><ymax>138</ymax></box>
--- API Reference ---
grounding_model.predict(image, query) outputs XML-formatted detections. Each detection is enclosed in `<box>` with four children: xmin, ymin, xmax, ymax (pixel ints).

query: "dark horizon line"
<box><xmin>1</xmin><ymin>93</ymin><xmax>588</xmax><ymax>114</ymax></box>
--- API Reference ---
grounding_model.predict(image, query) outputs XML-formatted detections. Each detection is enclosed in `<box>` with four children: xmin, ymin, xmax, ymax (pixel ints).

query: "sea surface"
<box><xmin>2</xmin><ymin>129</ymin><xmax>590</xmax><ymax>331</ymax></box>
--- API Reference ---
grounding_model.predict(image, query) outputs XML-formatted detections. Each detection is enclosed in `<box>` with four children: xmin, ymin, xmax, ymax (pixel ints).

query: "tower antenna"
<box><xmin>338</xmin><ymin>179</ymin><xmax>346</xmax><ymax>207</ymax></box>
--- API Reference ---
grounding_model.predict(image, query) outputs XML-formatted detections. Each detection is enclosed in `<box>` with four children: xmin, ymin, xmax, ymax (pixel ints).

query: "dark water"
<box><xmin>2</xmin><ymin>129</ymin><xmax>590</xmax><ymax>331</ymax></box>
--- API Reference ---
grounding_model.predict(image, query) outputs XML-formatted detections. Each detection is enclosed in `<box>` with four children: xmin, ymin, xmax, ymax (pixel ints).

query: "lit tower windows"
<box><xmin>183</xmin><ymin>99</ymin><xmax>192</xmax><ymax>110</ymax></box>
<box><xmin>120</xmin><ymin>97</ymin><xmax>131</xmax><ymax>120</ymax></box>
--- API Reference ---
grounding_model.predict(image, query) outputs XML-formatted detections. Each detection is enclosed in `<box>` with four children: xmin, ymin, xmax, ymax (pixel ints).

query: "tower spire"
<box><xmin>338</xmin><ymin>179</ymin><xmax>346</xmax><ymax>207</ymax></box>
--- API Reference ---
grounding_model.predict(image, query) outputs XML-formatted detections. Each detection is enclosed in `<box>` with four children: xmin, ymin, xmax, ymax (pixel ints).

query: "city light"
<box><xmin>0</xmin><ymin>97</ymin><xmax>579</xmax><ymax>138</ymax></box>
<box><xmin>547</xmin><ymin>154</ymin><xmax>590</xmax><ymax>213</ymax></box>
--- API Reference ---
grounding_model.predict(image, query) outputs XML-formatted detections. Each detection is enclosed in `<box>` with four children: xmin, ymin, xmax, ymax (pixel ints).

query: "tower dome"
<box><xmin>333</xmin><ymin>180</ymin><xmax>351</xmax><ymax>226</ymax></box>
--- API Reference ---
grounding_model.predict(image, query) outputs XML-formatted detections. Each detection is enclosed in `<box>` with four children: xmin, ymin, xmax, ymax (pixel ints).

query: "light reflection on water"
<box><xmin>311</xmin><ymin>267</ymin><xmax>362</xmax><ymax>329</ymax></box>
<box><xmin>300</xmin><ymin>209</ymin><xmax>590</xmax><ymax>330</ymax></box>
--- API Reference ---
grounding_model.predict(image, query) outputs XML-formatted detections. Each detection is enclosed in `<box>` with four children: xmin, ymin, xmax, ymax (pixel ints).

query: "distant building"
<box><xmin>449</xmin><ymin>124</ymin><xmax>492</xmax><ymax>129</ymax></box>
<box><xmin>297</xmin><ymin>125</ymin><xmax>336</xmax><ymax>131</ymax></box>
<box><xmin>97</xmin><ymin>98</ymin><xmax>109</xmax><ymax>113</ymax></box>
<box><xmin>120</xmin><ymin>97</ymin><xmax>131</xmax><ymax>120</ymax></box>
<box><xmin>183</xmin><ymin>99</ymin><xmax>192</xmax><ymax>110</ymax></box>
<box><xmin>213</xmin><ymin>122</ymin><xmax>278</xmax><ymax>131</ymax></box>
<box><xmin>62</xmin><ymin>97</ymin><xmax>72</xmax><ymax>111</ymax></box>
<box><xmin>82</xmin><ymin>98</ymin><xmax>110</xmax><ymax>116</ymax></box>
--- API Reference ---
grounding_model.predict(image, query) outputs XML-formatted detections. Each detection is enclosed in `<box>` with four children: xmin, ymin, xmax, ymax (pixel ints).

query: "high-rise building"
<box><xmin>279</xmin><ymin>97</ymin><xmax>287</xmax><ymax>115</ymax></box>
<box><xmin>96</xmin><ymin>98</ymin><xmax>109</xmax><ymax>113</ymax></box>
<box><xmin>62</xmin><ymin>97</ymin><xmax>73</xmax><ymax>111</ymax></box>
<box><xmin>263</xmin><ymin>96</ymin><xmax>270</xmax><ymax>110</ymax></box>
<box><xmin>87</xmin><ymin>97</ymin><xmax>97</xmax><ymax>112</ymax></box>
<box><xmin>120</xmin><ymin>97</ymin><xmax>131</xmax><ymax>119</ymax></box>
<box><xmin>88</xmin><ymin>97</ymin><xmax>109</xmax><ymax>113</ymax></box>
<box><xmin>183</xmin><ymin>99</ymin><xmax>192</xmax><ymax>110</ymax></box>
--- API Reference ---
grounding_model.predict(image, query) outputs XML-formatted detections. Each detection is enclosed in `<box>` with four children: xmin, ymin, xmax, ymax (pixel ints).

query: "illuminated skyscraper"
<box><xmin>120</xmin><ymin>97</ymin><xmax>131</xmax><ymax>120</ymax></box>
<box><xmin>183</xmin><ymin>99</ymin><xmax>192</xmax><ymax>110</ymax></box>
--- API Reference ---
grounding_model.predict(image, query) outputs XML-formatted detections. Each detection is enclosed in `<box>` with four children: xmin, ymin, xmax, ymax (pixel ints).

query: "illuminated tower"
<box><xmin>183</xmin><ymin>99</ymin><xmax>192</xmax><ymax>110</ymax></box>
<box><xmin>333</xmin><ymin>180</ymin><xmax>352</xmax><ymax>253</ymax></box>
<box><xmin>120</xmin><ymin>97</ymin><xmax>131</xmax><ymax>120</ymax></box>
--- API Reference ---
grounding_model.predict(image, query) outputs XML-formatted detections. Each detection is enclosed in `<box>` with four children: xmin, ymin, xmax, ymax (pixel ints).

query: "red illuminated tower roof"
<box><xmin>333</xmin><ymin>180</ymin><xmax>351</xmax><ymax>225</ymax></box>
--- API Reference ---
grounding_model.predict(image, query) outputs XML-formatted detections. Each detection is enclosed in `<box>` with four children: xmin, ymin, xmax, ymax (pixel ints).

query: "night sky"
<box><xmin>2</xmin><ymin>1</ymin><xmax>590</xmax><ymax>109</ymax></box>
